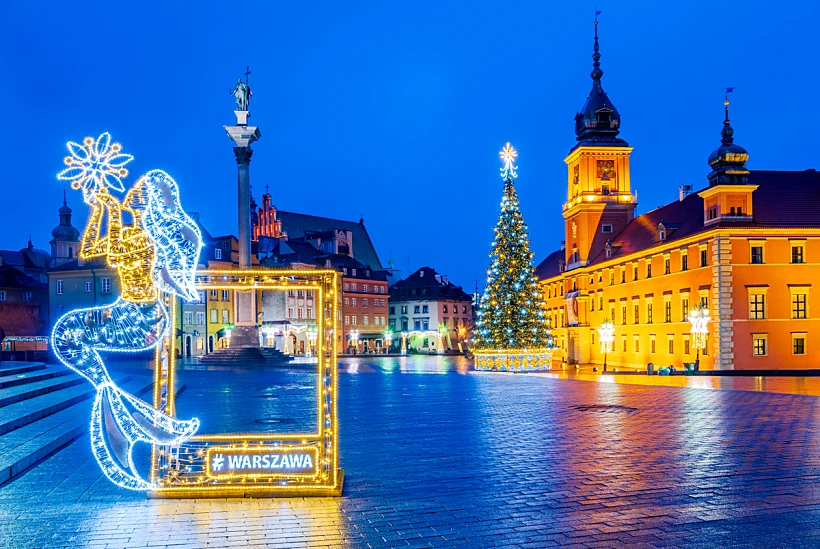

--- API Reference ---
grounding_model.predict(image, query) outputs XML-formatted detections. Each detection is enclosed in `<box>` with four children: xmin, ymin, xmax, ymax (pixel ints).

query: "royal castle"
<box><xmin>537</xmin><ymin>21</ymin><xmax>820</xmax><ymax>370</ymax></box>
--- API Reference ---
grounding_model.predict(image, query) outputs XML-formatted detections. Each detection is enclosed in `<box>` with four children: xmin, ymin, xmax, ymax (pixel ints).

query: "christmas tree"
<box><xmin>475</xmin><ymin>143</ymin><xmax>550</xmax><ymax>351</ymax></box>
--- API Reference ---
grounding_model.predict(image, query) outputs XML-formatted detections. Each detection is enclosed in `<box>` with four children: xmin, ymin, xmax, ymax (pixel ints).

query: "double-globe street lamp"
<box><xmin>597</xmin><ymin>319</ymin><xmax>615</xmax><ymax>373</ymax></box>
<box><xmin>688</xmin><ymin>305</ymin><xmax>711</xmax><ymax>369</ymax></box>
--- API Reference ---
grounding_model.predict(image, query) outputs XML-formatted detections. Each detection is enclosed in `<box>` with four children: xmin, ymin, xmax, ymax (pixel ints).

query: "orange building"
<box><xmin>536</xmin><ymin>22</ymin><xmax>820</xmax><ymax>371</ymax></box>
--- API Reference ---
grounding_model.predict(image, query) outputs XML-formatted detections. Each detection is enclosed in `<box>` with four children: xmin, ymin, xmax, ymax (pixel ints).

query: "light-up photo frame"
<box><xmin>149</xmin><ymin>269</ymin><xmax>342</xmax><ymax>497</ymax></box>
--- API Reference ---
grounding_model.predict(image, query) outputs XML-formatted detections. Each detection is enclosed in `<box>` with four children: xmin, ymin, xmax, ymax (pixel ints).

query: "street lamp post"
<box><xmin>688</xmin><ymin>305</ymin><xmax>711</xmax><ymax>369</ymax></box>
<box><xmin>306</xmin><ymin>325</ymin><xmax>319</xmax><ymax>357</ymax></box>
<box><xmin>384</xmin><ymin>330</ymin><xmax>393</xmax><ymax>355</ymax></box>
<box><xmin>597</xmin><ymin>319</ymin><xmax>615</xmax><ymax>374</ymax></box>
<box><xmin>348</xmin><ymin>330</ymin><xmax>360</xmax><ymax>355</ymax></box>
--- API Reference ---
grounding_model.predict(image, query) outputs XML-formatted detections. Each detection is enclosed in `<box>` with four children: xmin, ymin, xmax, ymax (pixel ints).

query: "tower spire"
<box><xmin>721</xmin><ymin>87</ymin><xmax>735</xmax><ymax>145</ymax></box>
<box><xmin>591</xmin><ymin>10</ymin><xmax>603</xmax><ymax>84</ymax></box>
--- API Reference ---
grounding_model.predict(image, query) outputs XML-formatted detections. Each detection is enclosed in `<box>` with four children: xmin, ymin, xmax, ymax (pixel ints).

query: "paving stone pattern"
<box><xmin>3</xmin><ymin>370</ymin><xmax>820</xmax><ymax>548</ymax></box>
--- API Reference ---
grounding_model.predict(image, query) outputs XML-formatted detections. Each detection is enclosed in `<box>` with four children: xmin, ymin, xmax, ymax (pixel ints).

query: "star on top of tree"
<box><xmin>499</xmin><ymin>142</ymin><xmax>518</xmax><ymax>179</ymax></box>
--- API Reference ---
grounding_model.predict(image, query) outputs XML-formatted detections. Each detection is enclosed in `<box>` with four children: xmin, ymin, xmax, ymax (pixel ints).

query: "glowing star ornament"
<box><xmin>499</xmin><ymin>142</ymin><xmax>518</xmax><ymax>179</ymax></box>
<box><xmin>52</xmin><ymin>132</ymin><xmax>202</xmax><ymax>491</ymax></box>
<box><xmin>57</xmin><ymin>132</ymin><xmax>134</xmax><ymax>193</ymax></box>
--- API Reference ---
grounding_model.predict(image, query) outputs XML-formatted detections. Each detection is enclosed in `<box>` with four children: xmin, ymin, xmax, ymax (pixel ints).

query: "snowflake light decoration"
<box><xmin>499</xmin><ymin>142</ymin><xmax>518</xmax><ymax>180</ymax></box>
<box><xmin>57</xmin><ymin>132</ymin><xmax>134</xmax><ymax>192</ymax></box>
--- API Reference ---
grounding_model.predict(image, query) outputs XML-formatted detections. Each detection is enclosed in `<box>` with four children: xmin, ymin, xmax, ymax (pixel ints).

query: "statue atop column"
<box><xmin>231</xmin><ymin>66</ymin><xmax>252</xmax><ymax>111</ymax></box>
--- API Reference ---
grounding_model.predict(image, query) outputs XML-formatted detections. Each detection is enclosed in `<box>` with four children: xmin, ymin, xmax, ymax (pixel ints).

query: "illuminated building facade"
<box><xmin>388</xmin><ymin>267</ymin><xmax>473</xmax><ymax>353</ymax></box>
<box><xmin>536</xmin><ymin>22</ymin><xmax>820</xmax><ymax>370</ymax></box>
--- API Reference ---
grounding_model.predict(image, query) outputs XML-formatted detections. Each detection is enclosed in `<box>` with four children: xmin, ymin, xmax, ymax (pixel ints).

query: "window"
<box><xmin>222</xmin><ymin>309</ymin><xmax>229</xmax><ymax>323</ymax></box>
<box><xmin>102</xmin><ymin>277</ymin><xmax>111</xmax><ymax>293</ymax></box>
<box><xmin>752</xmin><ymin>334</ymin><xmax>767</xmax><ymax>356</ymax></box>
<box><xmin>659</xmin><ymin>229</ymin><xmax>666</xmax><ymax>242</ymax></box>
<box><xmin>793</xmin><ymin>335</ymin><xmax>806</xmax><ymax>355</ymax></box>
<box><xmin>24</xmin><ymin>291</ymin><xmax>32</xmax><ymax>302</ymax></box>
<box><xmin>352</xmin><ymin>298</ymin><xmax>356</xmax><ymax>306</ymax></box>
<box><xmin>599</xmin><ymin>296</ymin><xmax>603</xmax><ymax>311</ymax></box>
<box><xmin>681</xmin><ymin>254</ymin><xmax>688</xmax><ymax>271</ymax></box>
<box><xmin>222</xmin><ymin>290</ymin><xmax>229</xmax><ymax>301</ymax></box>
<box><xmin>609</xmin><ymin>306</ymin><xmax>615</xmax><ymax>322</ymax></box>
<box><xmin>622</xmin><ymin>335</ymin><xmax>627</xmax><ymax>352</ymax></box>
<box><xmin>602</xmin><ymin>224</ymin><xmax>613</xmax><ymax>233</ymax></box>
<box><xmin>196</xmin><ymin>312</ymin><xmax>204</xmax><ymax>325</ymax></box>
<box><xmin>749</xmin><ymin>293</ymin><xmax>766</xmax><ymax>320</ymax></box>
<box><xmin>344</xmin><ymin>283</ymin><xmax>349</xmax><ymax>291</ymax></box>
<box><xmin>287</xmin><ymin>289</ymin><xmax>295</xmax><ymax>298</ymax></box>
<box><xmin>664</xmin><ymin>301</ymin><xmax>671</xmax><ymax>323</ymax></box>
<box><xmin>351</xmin><ymin>284</ymin><xmax>357</xmax><ymax>291</ymax></box>
<box><xmin>414</xmin><ymin>320</ymin><xmax>421</xmax><ymax>331</ymax></box>
<box><xmin>634</xmin><ymin>336</ymin><xmax>640</xmax><ymax>353</ymax></box>
<box><xmin>0</xmin><ymin>290</ymin><xmax>8</xmax><ymax>301</ymax></box>
<box><xmin>210</xmin><ymin>289</ymin><xmax>217</xmax><ymax>299</ymax></box>
<box><xmin>389</xmin><ymin>306</ymin><xmax>396</xmax><ymax>315</ymax></box>
<box><xmin>792</xmin><ymin>244</ymin><xmax>805</xmax><ymax>264</ymax></box>
<box><xmin>443</xmin><ymin>305</ymin><xmax>448</xmax><ymax>313</ymax></box>
<box><xmin>57</xmin><ymin>280</ymin><xmax>64</xmax><ymax>295</ymax></box>
<box><xmin>401</xmin><ymin>306</ymin><xmax>408</xmax><ymax>314</ymax></box>
<box><xmin>288</xmin><ymin>307</ymin><xmax>294</xmax><ymax>319</ymax></box>
<box><xmin>352</xmin><ymin>315</ymin><xmax>357</xmax><ymax>325</ymax></box>
<box><xmin>422</xmin><ymin>319</ymin><xmax>429</xmax><ymax>330</ymax></box>
<box><xmin>214</xmin><ymin>248</ymin><xmax>222</xmax><ymax>260</ymax></box>
<box><xmin>414</xmin><ymin>305</ymin><xmax>420</xmax><ymax>314</ymax></box>
<box><xmin>363</xmin><ymin>298</ymin><xmax>369</xmax><ymax>308</ymax></box>
<box><xmin>647</xmin><ymin>303</ymin><xmax>653</xmax><ymax>324</ymax></box>
<box><xmin>210</xmin><ymin>309</ymin><xmax>217</xmax><ymax>323</ymax></box>
<box><xmin>668</xmin><ymin>336</ymin><xmax>674</xmax><ymax>354</ymax></box>
<box><xmin>650</xmin><ymin>336</ymin><xmax>656</xmax><ymax>354</ymax></box>
<box><xmin>352</xmin><ymin>269</ymin><xmax>357</xmax><ymax>276</ymax></box>
<box><xmin>363</xmin><ymin>316</ymin><xmax>369</xmax><ymax>326</ymax></box>
<box><xmin>422</xmin><ymin>305</ymin><xmax>429</xmax><ymax>313</ymax></box>
<box><xmin>664</xmin><ymin>258</ymin><xmax>671</xmax><ymax>275</ymax></box>
<box><xmin>700</xmin><ymin>248</ymin><xmax>708</xmax><ymax>267</ymax></box>
<box><xmin>621</xmin><ymin>270</ymin><xmax>625</xmax><ymax>284</ymax></box>
<box><xmin>646</xmin><ymin>263</ymin><xmax>652</xmax><ymax>278</ymax></box>
<box><xmin>381</xmin><ymin>299</ymin><xmax>385</xmax><ymax>307</ymax></box>
<box><xmin>185</xmin><ymin>312</ymin><xmax>193</xmax><ymax>325</ymax></box>
<box><xmin>621</xmin><ymin>305</ymin><xmax>627</xmax><ymax>325</ymax></box>
<box><xmin>750</xmin><ymin>245</ymin><xmax>764</xmax><ymax>264</ymax></box>
<box><xmin>343</xmin><ymin>268</ymin><xmax>348</xmax><ymax>275</ymax></box>
<box><xmin>85</xmin><ymin>281</ymin><xmax>92</xmax><ymax>293</ymax></box>
<box><xmin>609</xmin><ymin>272</ymin><xmax>614</xmax><ymax>285</ymax></box>
<box><xmin>633</xmin><ymin>266</ymin><xmax>638</xmax><ymax>281</ymax></box>
<box><xmin>682</xmin><ymin>298</ymin><xmax>690</xmax><ymax>321</ymax></box>
<box><xmin>344</xmin><ymin>298</ymin><xmax>349</xmax><ymax>306</ymax></box>
<box><xmin>345</xmin><ymin>316</ymin><xmax>350</xmax><ymax>326</ymax></box>
<box><xmin>684</xmin><ymin>335</ymin><xmax>690</xmax><ymax>355</ymax></box>
<box><xmin>792</xmin><ymin>293</ymin><xmax>807</xmax><ymax>319</ymax></box>
<box><xmin>362</xmin><ymin>285</ymin><xmax>368</xmax><ymax>292</ymax></box>
<box><xmin>307</xmin><ymin>289</ymin><xmax>313</xmax><ymax>298</ymax></box>
<box><xmin>634</xmin><ymin>304</ymin><xmax>639</xmax><ymax>324</ymax></box>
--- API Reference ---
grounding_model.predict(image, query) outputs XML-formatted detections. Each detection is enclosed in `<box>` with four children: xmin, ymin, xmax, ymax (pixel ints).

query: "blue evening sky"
<box><xmin>1</xmin><ymin>1</ymin><xmax>816</xmax><ymax>291</ymax></box>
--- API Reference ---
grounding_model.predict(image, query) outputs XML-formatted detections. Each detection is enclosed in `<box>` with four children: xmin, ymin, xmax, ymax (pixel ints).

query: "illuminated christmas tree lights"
<box><xmin>474</xmin><ymin>143</ymin><xmax>553</xmax><ymax>359</ymax></box>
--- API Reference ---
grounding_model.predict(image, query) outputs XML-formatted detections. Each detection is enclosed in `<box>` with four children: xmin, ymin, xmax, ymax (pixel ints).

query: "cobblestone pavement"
<box><xmin>3</xmin><ymin>357</ymin><xmax>820</xmax><ymax>548</ymax></box>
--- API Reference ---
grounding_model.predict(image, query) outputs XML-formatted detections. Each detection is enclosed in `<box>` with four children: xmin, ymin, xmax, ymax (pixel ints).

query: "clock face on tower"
<box><xmin>597</xmin><ymin>160</ymin><xmax>615</xmax><ymax>179</ymax></box>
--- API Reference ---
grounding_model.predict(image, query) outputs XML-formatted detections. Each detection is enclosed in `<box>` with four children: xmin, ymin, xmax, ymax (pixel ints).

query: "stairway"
<box><xmin>197</xmin><ymin>347</ymin><xmax>293</xmax><ymax>366</ymax></box>
<box><xmin>0</xmin><ymin>361</ymin><xmax>153</xmax><ymax>485</ymax></box>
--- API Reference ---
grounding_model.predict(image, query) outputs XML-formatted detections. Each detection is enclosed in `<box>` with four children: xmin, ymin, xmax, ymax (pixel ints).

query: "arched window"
<box><xmin>68</xmin><ymin>247</ymin><xmax>73</xmax><ymax>258</ymax></box>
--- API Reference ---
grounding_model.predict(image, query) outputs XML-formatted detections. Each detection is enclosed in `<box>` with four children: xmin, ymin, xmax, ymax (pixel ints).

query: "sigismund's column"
<box><xmin>225</xmin><ymin>70</ymin><xmax>262</xmax><ymax>348</ymax></box>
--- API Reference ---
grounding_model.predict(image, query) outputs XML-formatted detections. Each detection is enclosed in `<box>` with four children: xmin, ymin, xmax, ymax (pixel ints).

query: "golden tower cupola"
<box><xmin>562</xmin><ymin>15</ymin><xmax>637</xmax><ymax>270</ymax></box>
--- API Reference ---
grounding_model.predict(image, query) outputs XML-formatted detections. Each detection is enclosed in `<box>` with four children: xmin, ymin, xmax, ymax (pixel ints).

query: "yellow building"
<box><xmin>536</xmin><ymin>22</ymin><xmax>820</xmax><ymax>371</ymax></box>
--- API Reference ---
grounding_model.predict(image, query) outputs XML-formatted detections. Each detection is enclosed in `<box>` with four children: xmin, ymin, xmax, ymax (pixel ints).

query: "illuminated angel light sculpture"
<box><xmin>51</xmin><ymin>132</ymin><xmax>202</xmax><ymax>490</ymax></box>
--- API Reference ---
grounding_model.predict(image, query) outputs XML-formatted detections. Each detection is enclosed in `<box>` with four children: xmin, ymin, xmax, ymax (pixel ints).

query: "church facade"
<box><xmin>537</xmin><ymin>22</ymin><xmax>820</xmax><ymax>371</ymax></box>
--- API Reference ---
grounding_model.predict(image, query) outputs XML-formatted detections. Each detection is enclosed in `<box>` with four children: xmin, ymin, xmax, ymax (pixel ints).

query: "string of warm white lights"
<box><xmin>475</xmin><ymin>143</ymin><xmax>556</xmax><ymax>371</ymax></box>
<box><xmin>52</xmin><ymin>132</ymin><xmax>202</xmax><ymax>491</ymax></box>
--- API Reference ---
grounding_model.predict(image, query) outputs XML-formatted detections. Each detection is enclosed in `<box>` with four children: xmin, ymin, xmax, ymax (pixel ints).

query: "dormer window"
<box><xmin>597</xmin><ymin>110</ymin><xmax>611</xmax><ymax>125</ymax></box>
<box><xmin>659</xmin><ymin>229</ymin><xmax>666</xmax><ymax>242</ymax></box>
<box><xmin>605</xmin><ymin>242</ymin><xmax>612</xmax><ymax>259</ymax></box>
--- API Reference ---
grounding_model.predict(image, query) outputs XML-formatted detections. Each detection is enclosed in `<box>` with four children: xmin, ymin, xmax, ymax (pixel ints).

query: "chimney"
<box><xmin>679</xmin><ymin>185</ymin><xmax>692</xmax><ymax>201</ymax></box>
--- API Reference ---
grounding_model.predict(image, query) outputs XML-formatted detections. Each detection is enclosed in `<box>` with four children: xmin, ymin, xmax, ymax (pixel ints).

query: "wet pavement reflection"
<box><xmin>3</xmin><ymin>355</ymin><xmax>820</xmax><ymax>548</ymax></box>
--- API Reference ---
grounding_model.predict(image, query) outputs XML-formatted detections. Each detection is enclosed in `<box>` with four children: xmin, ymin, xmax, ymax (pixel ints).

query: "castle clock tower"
<box><xmin>562</xmin><ymin>17</ymin><xmax>637</xmax><ymax>269</ymax></box>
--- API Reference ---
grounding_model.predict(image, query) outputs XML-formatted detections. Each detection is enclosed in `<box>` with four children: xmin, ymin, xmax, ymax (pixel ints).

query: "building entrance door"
<box><xmin>185</xmin><ymin>335</ymin><xmax>192</xmax><ymax>357</ymax></box>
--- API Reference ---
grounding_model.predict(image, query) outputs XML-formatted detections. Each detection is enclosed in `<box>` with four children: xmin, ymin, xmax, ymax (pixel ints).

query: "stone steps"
<box><xmin>0</xmin><ymin>375</ymin><xmax>153</xmax><ymax>485</ymax></box>
<box><xmin>0</xmin><ymin>364</ymin><xmax>73</xmax><ymax>390</ymax></box>
<box><xmin>0</xmin><ymin>362</ymin><xmax>46</xmax><ymax>378</ymax></box>
<box><xmin>0</xmin><ymin>371</ymin><xmax>131</xmax><ymax>436</ymax></box>
<box><xmin>0</xmin><ymin>371</ymin><xmax>87</xmax><ymax>408</ymax></box>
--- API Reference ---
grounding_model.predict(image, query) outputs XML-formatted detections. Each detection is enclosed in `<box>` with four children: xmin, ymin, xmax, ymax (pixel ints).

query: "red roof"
<box><xmin>535</xmin><ymin>169</ymin><xmax>820</xmax><ymax>277</ymax></box>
